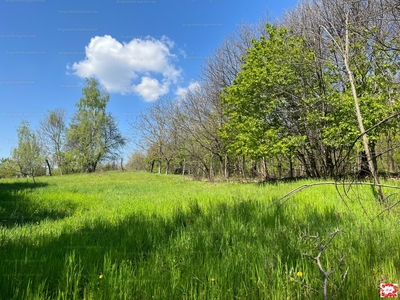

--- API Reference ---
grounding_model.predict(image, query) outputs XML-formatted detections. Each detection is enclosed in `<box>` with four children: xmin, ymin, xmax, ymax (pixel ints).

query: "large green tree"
<box><xmin>220</xmin><ymin>24</ymin><xmax>316</xmax><ymax>170</ymax></box>
<box><xmin>67</xmin><ymin>78</ymin><xmax>126</xmax><ymax>173</ymax></box>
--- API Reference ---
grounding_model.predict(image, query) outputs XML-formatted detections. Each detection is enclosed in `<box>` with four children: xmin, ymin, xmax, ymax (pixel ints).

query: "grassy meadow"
<box><xmin>1</xmin><ymin>171</ymin><xmax>400</xmax><ymax>299</ymax></box>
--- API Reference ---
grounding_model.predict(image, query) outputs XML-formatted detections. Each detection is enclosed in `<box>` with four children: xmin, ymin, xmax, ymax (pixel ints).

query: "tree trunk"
<box><xmin>341</xmin><ymin>15</ymin><xmax>385</xmax><ymax>204</ymax></box>
<box><xmin>57</xmin><ymin>156</ymin><xmax>63</xmax><ymax>176</ymax></box>
<box><xmin>289</xmin><ymin>156</ymin><xmax>293</xmax><ymax>178</ymax></box>
<box><xmin>165</xmin><ymin>159</ymin><xmax>170</xmax><ymax>174</ymax></box>
<box><xmin>45</xmin><ymin>159</ymin><xmax>52</xmax><ymax>176</ymax></box>
<box><xmin>277</xmin><ymin>157</ymin><xmax>282</xmax><ymax>179</ymax></box>
<box><xmin>261</xmin><ymin>157</ymin><xmax>269</xmax><ymax>180</ymax></box>
<box><xmin>224</xmin><ymin>155</ymin><xmax>230</xmax><ymax>179</ymax></box>
<box><xmin>209</xmin><ymin>153</ymin><xmax>214</xmax><ymax>181</ymax></box>
<box><xmin>387</xmin><ymin>129</ymin><xmax>395</xmax><ymax>174</ymax></box>
<box><xmin>150</xmin><ymin>160</ymin><xmax>155</xmax><ymax>173</ymax></box>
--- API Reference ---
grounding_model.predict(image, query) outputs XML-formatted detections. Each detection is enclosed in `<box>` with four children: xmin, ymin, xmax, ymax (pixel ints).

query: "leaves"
<box><xmin>67</xmin><ymin>78</ymin><xmax>125</xmax><ymax>173</ymax></box>
<box><xmin>220</xmin><ymin>24</ymin><xmax>313</xmax><ymax>160</ymax></box>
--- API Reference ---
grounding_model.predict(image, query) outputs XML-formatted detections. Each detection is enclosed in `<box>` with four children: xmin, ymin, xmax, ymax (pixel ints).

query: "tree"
<box><xmin>12</xmin><ymin>120</ymin><xmax>44</xmax><ymax>182</ymax></box>
<box><xmin>38</xmin><ymin>108</ymin><xmax>67</xmax><ymax>175</ymax></box>
<box><xmin>130</xmin><ymin>98</ymin><xmax>177</xmax><ymax>174</ymax></box>
<box><xmin>126</xmin><ymin>152</ymin><xmax>147</xmax><ymax>171</ymax></box>
<box><xmin>67</xmin><ymin>78</ymin><xmax>126</xmax><ymax>173</ymax></box>
<box><xmin>281</xmin><ymin>0</ymin><xmax>400</xmax><ymax>181</ymax></box>
<box><xmin>0</xmin><ymin>158</ymin><xmax>19</xmax><ymax>178</ymax></box>
<box><xmin>220</xmin><ymin>24</ymin><xmax>315</xmax><ymax>173</ymax></box>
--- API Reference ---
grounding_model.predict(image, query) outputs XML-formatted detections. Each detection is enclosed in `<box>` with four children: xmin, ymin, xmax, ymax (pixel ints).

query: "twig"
<box><xmin>266</xmin><ymin>181</ymin><xmax>400</xmax><ymax>209</ymax></box>
<box><xmin>302</xmin><ymin>229</ymin><xmax>343</xmax><ymax>300</ymax></box>
<box><xmin>332</xmin><ymin>266</ymin><xmax>349</xmax><ymax>300</ymax></box>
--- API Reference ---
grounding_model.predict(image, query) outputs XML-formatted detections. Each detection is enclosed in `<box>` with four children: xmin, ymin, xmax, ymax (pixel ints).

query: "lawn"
<box><xmin>1</xmin><ymin>171</ymin><xmax>399</xmax><ymax>299</ymax></box>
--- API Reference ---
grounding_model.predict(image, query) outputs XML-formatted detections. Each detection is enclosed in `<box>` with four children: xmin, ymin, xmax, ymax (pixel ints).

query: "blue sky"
<box><xmin>0</xmin><ymin>0</ymin><xmax>297</xmax><ymax>159</ymax></box>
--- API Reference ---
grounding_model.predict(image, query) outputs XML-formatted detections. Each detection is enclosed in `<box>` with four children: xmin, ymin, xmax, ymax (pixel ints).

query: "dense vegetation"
<box><xmin>1</xmin><ymin>171</ymin><xmax>400</xmax><ymax>299</ymax></box>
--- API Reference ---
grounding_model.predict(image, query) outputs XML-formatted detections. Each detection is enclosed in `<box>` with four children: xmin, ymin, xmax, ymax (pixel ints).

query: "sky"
<box><xmin>0</xmin><ymin>0</ymin><xmax>298</xmax><ymax>160</ymax></box>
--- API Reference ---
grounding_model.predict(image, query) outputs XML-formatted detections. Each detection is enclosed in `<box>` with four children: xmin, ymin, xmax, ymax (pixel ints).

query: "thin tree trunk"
<box><xmin>387</xmin><ymin>129</ymin><xmax>395</xmax><ymax>174</ymax></box>
<box><xmin>57</xmin><ymin>155</ymin><xmax>63</xmax><ymax>176</ymax></box>
<box><xmin>165</xmin><ymin>159</ymin><xmax>170</xmax><ymax>174</ymax></box>
<box><xmin>289</xmin><ymin>156</ymin><xmax>293</xmax><ymax>178</ymax></box>
<box><xmin>224</xmin><ymin>155</ymin><xmax>229</xmax><ymax>179</ymax></box>
<box><xmin>277</xmin><ymin>157</ymin><xmax>282</xmax><ymax>179</ymax></box>
<box><xmin>261</xmin><ymin>157</ymin><xmax>269</xmax><ymax>180</ymax></box>
<box><xmin>45</xmin><ymin>159</ymin><xmax>52</xmax><ymax>176</ymax></box>
<box><xmin>182</xmin><ymin>159</ymin><xmax>186</xmax><ymax>176</ymax></box>
<box><xmin>341</xmin><ymin>15</ymin><xmax>385</xmax><ymax>204</ymax></box>
<box><xmin>209</xmin><ymin>152</ymin><xmax>214</xmax><ymax>181</ymax></box>
<box><xmin>150</xmin><ymin>160</ymin><xmax>155</xmax><ymax>173</ymax></box>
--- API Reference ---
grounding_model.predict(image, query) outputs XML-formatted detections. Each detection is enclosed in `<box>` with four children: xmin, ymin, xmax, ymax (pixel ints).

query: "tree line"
<box><xmin>129</xmin><ymin>0</ymin><xmax>400</xmax><ymax>186</ymax></box>
<box><xmin>0</xmin><ymin>78</ymin><xmax>126</xmax><ymax>181</ymax></box>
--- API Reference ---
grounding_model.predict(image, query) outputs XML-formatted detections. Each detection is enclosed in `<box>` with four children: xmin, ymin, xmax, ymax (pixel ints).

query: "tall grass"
<box><xmin>1</xmin><ymin>171</ymin><xmax>399</xmax><ymax>299</ymax></box>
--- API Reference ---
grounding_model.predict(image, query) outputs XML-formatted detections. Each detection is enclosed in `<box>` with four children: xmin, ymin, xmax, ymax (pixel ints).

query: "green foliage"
<box><xmin>127</xmin><ymin>151</ymin><xmax>147</xmax><ymax>171</ymax></box>
<box><xmin>220</xmin><ymin>24</ymin><xmax>314</xmax><ymax>160</ymax></box>
<box><xmin>12</xmin><ymin>120</ymin><xmax>44</xmax><ymax>179</ymax></box>
<box><xmin>320</xmin><ymin>30</ymin><xmax>400</xmax><ymax>149</ymax></box>
<box><xmin>67</xmin><ymin>78</ymin><xmax>125</xmax><ymax>173</ymax></box>
<box><xmin>0</xmin><ymin>157</ymin><xmax>19</xmax><ymax>178</ymax></box>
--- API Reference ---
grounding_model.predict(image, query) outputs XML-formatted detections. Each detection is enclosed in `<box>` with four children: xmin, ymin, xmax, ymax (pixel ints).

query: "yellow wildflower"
<box><xmin>297</xmin><ymin>271</ymin><xmax>303</xmax><ymax>277</ymax></box>
<box><xmin>290</xmin><ymin>277</ymin><xmax>295</xmax><ymax>282</ymax></box>
<box><xmin>99</xmin><ymin>274</ymin><xmax>104</xmax><ymax>279</ymax></box>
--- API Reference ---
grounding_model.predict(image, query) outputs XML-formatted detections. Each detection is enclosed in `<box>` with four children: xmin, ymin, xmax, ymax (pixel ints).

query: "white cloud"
<box><xmin>133</xmin><ymin>76</ymin><xmax>169</xmax><ymax>102</ymax></box>
<box><xmin>175</xmin><ymin>81</ymin><xmax>201</xmax><ymax>99</ymax></box>
<box><xmin>70</xmin><ymin>35</ymin><xmax>182</xmax><ymax>101</ymax></box>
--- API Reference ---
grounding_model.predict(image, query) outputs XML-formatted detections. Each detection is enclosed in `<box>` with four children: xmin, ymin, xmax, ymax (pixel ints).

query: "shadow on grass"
<box><xmin>0</xmin><ymin>181</ymin><xmax>76</xmax><ymax>228</ymax></box>
<box><xmin>0</xmin><ymin>199</ymin><xmax>356</xmax><ymax>299</ymax></box>
<box><xmin>257</xmin><ymin>176</ymin><xmax>308</xmax><ymax>186</ymax></box>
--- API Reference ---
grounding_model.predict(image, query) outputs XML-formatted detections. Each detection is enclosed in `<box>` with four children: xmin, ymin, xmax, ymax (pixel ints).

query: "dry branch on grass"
<box><xmin>301</xmin><ymin>229</ymin><xmax>349</xmax><ymax>300</ymax></box>
<box><xmin>266</xmin><ymin>181</ymin><xmax>400</xmax><ymax>221</ymax></box>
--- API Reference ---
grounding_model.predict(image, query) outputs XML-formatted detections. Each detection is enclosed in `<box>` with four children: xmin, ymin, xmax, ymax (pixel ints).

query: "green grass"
<box><xmin>1</xmin><ymin>171</ymin><xmax>400</xmax><ymax>299</ymax></box>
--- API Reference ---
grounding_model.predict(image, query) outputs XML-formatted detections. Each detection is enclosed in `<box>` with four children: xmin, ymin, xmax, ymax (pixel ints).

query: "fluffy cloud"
<box><xmin>175</xmin><ymin>81</ymin><xmax>201</xmax><ymax>99</ymax></box>
<box><xmin>70</xmin><ymin>35</ymin><xmax>182</xmax><ymax>101</ymax></box>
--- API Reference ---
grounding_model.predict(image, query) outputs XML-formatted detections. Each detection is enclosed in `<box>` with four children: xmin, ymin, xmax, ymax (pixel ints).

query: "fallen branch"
<box><xmin>302</xmin><ymin>229</ymin><xmax>344</xmax><ymax>300</ymax></box>
<box><xmin>266</xmin><ymin>181</ymin><xmax>400</xmax><ymax>210</ymax></box>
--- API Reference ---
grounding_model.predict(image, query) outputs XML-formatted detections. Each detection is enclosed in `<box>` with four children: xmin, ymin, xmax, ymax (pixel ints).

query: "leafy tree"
<box><xmin>38</xmin><ymin>108</ymin><xmax>67</xmax><ymax>175</ymax></box>
<box><xmin>220</xmin><ymin>24</ymin><xmax>315</xmax><ymax>166</ymax></box>
<box><xmin>67</xmin><ymin>78</ymin><xmax>126</xmax><ymax>173</ymax></box>
<box><xmin>126</xmin><ymin>152</ymin><xmax>147</xmax><ymax>171</ymax></box>
<box><xmin>0</xmin><ymin>158</ymin><xmax>19</xmax><ymax>178</ymax></box>
<box><xmin>12</xmin><ymin>120</ymin><xmax>44</xmax><ymax>182</ymax></box>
